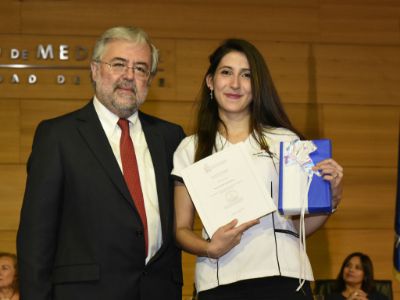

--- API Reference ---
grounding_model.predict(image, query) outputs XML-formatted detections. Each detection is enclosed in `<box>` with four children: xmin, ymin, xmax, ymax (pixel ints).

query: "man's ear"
<box><xmin>146</xmin><ymin>74</ymin><xmax>155</xmax><ymax>87</ymax></box>
<box><xmin>90</xmin><ymin>61</ymin><xmax>99</xmax><ymax>82</ymax></box>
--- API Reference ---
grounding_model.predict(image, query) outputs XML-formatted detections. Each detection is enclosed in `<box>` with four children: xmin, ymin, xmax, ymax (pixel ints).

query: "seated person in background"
<box><xmin>327</xmin><ymin>252</ymin><xmax>388</xmax><ymax>300</ymax></box>
<box><xmin>0</xmin><ymin>252</ymin><xmax>19</xmax><ymax>300</ymax></box>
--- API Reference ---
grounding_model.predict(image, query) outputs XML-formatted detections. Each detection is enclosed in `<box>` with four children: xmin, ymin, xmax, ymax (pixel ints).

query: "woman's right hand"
<box><xmin>206</xmin><ymin>218</ymin><xmax>259</xmax><ymax>259</ymax></box>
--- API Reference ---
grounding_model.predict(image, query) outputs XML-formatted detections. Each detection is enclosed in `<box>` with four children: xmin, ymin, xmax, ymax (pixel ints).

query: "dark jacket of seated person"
<box><xmin>327</xmin><ymin>290</ymin><xmax>388</xmax><ymax>300</ymax></box>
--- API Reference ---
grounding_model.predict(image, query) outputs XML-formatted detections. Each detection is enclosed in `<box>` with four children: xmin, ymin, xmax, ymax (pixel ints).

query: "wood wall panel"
<box><xmin>20</xmin><ymin>2</ymin><xmax>319</xmax><ymax>42</ymax></box>
<box><xmin>20</xmin><ymin>100</ymin><xmax>88</xmax><ymax>163</ymax></box>
<box><xmin>0</xmin><ymin>2</ymin><xmax>20</xmax><ymax>34</ymax></box>
<box><xmin>0</xmin><ymin>231</ymin><xmax>18</xmax><ymax>254</ymax></box>
<box><xmin>308</xmin><ymin>229</ymin><xmax>394</xmax><ymax>278</ymax></box>
<box><xmin>18</xmin><ymin>1</ymin><xmax>400</xmax><ymax>45</ymax></box>
<box><xmin>284</xmin><ymin>103</ymin><xmax>323</xmax><ymax>139</ymax></box>
<box><xmin>176</xmin><ymin>40</ymin><xmax>219</xmax><ymax>101</ymax></box>
<box><xmin>316</xmin><ymin>45</ymin><xmax>400</xmax><ymax>106</ymax></box>
<box><xmin>0</xmin><ymin>100</ymin><xmax>20</xmax><ymax>163</ymax></box>
<box><xmin>19</xmin><ymin>0</ymin><xmax>316</xmax><ymax>5</ymax></box>
<box><xmin>326</xmin><ymin>167</ymin><xmax>397</xmax><ymax>229</ymax></box>
<box><xmin>0</xmin><ymin>34</ymin><xmax>93</xmax><ymax>65</ymax></box>
<box><xmin>320</xmin><ymin>2</ymin><xmax>400</xmax><ymax>19</ymax></box>
<box><xmin>182</xmin><ymin>252</ymin><xmax>196</xmax><ymax>299</ymax></box>
<box><xmin>0</xmin><ymin>34</ymin><xmax>93</xmax><ymax>100</ymax></box>
<box><xmin>141</xmin><ymin>101</ymin><xmax>196</xmax><ymax>135</ymax></box>
<box><xmin>319</xmin><ymin>2</ymin><xmax>400</xmax><ymax>44</ymax></box>
<box><xmin>322</xmin><ymin>105</ymin><xmax>399</xmax><ymax>167</ymax></box>
<box><xmin>321</xmin><ymin>0</ymin><xmax>400</xmax><ymax>5</ymax></box>
<box><xmin>253</xmin><ymin>42</ymin><xmax>310</xmax><ymax>103</ymax></box>
<box><xmin>0</xmin><ymin>165</ymin><xmax>25</xmax><ymax>230</ymax></box>
<box><xmin>319</xmin><ymin>20</ymin><xmax>400</xmax><ymax>45</ymax></box>
<box><xmin>0</xmin><ymin>69</ymin><xmax>93</xmax><ymax>100</ymax></box>
<box><xmin>147</xmin><ymin>39</ymin><xmax>177</xmax><ymax>101</ymax></box>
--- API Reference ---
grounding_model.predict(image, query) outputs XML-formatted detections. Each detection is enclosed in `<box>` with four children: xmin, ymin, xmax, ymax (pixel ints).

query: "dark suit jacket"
<box><xmin>17</xmin><ymin>101</ymin><xmax>185</xmax><ymax>300</ymax></box>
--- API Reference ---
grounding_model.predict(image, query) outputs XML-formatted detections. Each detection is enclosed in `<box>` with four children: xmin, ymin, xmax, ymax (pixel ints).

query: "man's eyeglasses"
<box><xmin>96</xmin><ymin>61</ymin><xmax>150</xmax><ymax>80</ymax></box>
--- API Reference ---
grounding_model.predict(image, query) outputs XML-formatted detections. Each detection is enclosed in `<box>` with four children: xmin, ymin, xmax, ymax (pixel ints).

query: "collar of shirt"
<box><xmin>93</xmin><ymin>96</ymin><xmax>139</xmax><ymax>139</ymax></box>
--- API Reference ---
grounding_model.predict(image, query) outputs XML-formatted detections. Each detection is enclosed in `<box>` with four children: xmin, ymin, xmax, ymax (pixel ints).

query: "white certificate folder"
<box><xmin>181</xmin><ymin>142</ymin><xmax>276</xmax><ymax>238</ymax></box>
<box><xmin>278</xmin><ymin>139</ymin><xmax>332</xmax><ymax>215</ymax></box>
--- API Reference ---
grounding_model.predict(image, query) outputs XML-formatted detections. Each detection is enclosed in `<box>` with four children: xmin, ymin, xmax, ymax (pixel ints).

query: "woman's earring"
<box><xmin>209</xmin><ymin>89</ymin><xmax>213</xmax><ymax>100</ymax></box>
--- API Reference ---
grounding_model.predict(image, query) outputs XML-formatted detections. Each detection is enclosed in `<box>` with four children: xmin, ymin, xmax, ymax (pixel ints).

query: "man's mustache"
<box><xmin>114</xmin><ymin>80</ymin><xmax>137</xmax><ymax>94</ymax></box>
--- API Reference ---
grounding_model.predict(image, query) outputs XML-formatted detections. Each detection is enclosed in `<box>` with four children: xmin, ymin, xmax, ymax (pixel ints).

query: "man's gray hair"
<box><xmin>92</xmin><ymin>26</ymin><xmax>159</xmax><ymax>75</ymax></box>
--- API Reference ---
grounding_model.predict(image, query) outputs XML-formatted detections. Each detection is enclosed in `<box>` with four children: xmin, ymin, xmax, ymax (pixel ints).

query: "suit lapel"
<box><xmin>140</xmin><ymin>113</ymin><xmax>170</xmax><ymax>244</ymax></box>
<box><xmin>75</xmin><ymin>104</ymin><xmax>172</xmax><ymax>261</ymax></box>
<box><xmin>75</xmin><ymin>101</ymin><xmax>135</xmax><ymax>210</ymax></box>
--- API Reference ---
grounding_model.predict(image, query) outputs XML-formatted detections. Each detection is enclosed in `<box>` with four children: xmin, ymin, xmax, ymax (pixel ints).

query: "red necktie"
<box><xmin>118</xmin><ymin>118</ymin><xmax>148</xmax><ymax>256</ymax></box>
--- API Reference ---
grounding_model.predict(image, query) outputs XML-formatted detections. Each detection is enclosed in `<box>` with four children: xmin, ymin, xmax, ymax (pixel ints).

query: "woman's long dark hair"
<box><xmin>334</xmin><ymin>252</ymin><xmax>376</xmax><ymax>293</ymax></box>
<box><xmin>194</xmin><ymin>38</ymin><xmax>304</xmax><ymax>162</ymax></box>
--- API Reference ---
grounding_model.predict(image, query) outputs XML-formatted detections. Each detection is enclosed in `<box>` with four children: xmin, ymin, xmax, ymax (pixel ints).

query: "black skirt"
<box><xmin>198</xmin><ymin>276</ymin><xmax>313</xmax><ymax>300</ymax></box>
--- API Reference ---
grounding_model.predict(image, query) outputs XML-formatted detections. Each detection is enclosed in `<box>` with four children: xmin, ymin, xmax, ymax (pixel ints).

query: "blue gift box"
<box><xmin>278</xmin><ymin>139</ymin><xmax>333</xmax><ymax>215</ymax></box>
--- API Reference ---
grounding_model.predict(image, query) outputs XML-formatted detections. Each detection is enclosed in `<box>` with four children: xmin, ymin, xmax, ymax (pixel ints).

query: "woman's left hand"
<box><xmin>313</xmin><ymin>158</ymin><xmax>344</xmax><ymax>209</ymax></box>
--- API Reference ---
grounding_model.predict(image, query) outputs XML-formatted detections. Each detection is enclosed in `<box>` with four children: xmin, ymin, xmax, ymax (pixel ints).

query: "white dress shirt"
<box><xmin>93</xmin><ymin>97</ymin><xmax>162</xmax><ymax>264</ymax></box>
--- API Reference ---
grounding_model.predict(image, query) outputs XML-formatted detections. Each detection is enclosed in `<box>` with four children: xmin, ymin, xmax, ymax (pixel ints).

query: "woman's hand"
<box><xmin>174</xmin><ymin>183</ymin><xmax>259</xmax><ymax>259</ymax></box>
<box><xmin>313</xmin><ymin>158</ymin><xmax>344</xmax><ymax>209</ymax></box>
<box><xmin>206</xmin><ymin>218</ymin><xmax>259</xmax><ymax>259</ymax></box>
<box><xmin>347</xmin><ymin>289</ymin><xmax>368</xmax><ymax>300</ymax></box>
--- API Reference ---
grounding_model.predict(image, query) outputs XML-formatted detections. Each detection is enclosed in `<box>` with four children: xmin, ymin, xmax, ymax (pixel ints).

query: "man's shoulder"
<box><xmin>32</xmin><ymin>101</ymin><xmax>95</xmax><ymax>139</ymax></box>
<box><xmin>40</xmin><ymin>100</ymin><xmax>93</xmax><ymax>125</ymax></box>
<box><xmin>138</xmin><ymin>111</ymin><xmax>186</xmax><ymax>152</ymax></box>
<box><xmin>138</xmin><ymin>110</ymin><xmax>179</xmax><ymax>127</ymax></box>
<box><xmin>138</xmin><ymin>111</ymin><xmax>185</xmax><ymax>136</ymax></box>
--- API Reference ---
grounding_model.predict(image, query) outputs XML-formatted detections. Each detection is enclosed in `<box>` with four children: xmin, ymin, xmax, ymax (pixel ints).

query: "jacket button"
<box><xmin>136</xmin><ymin>230</ymin><xmax>143</xmax><ymax>237</ymax></box>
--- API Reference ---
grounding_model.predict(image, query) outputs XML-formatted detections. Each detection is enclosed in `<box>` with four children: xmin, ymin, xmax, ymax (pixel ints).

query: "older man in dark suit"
<box><xmin>17</xmin><ymin>26</ymin><xmax>185</xmax><ymax>300</ymax></box>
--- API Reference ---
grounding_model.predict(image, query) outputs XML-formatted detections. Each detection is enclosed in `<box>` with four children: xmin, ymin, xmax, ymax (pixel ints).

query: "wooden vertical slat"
<box><xmin>0</xmin><ymin>100</ymin><xmax>20</xmax><ymax>163</ymax></box>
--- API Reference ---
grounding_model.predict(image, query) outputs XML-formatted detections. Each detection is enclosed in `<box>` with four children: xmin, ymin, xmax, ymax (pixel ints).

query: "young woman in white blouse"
<box><xmin>172</xmin><ymin>39</ymin><xmax>344</xmax><ymax>300</ymax></box>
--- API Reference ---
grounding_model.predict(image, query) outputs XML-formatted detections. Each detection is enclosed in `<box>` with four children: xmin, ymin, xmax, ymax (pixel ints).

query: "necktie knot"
<box><xmin>117</xmin><ymin>118</ymin><xmax>129</xmax><ymax>132</ymax></box>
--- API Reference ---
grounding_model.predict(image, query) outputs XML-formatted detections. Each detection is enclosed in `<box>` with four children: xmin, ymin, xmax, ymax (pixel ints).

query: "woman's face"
<box><xmin>342</xmin><ymin>256</ymin><xmax>365</xmax><ymax>286</ymax></box>
<box><xmin>207</xmin><ymin>51</ymin><xmax>253</xmax><ymax>119</ymax></box>
<box><xmin>0</xmin><ymin>256</ymin><xmax>16</xmax><ymax>289</ymax></box>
